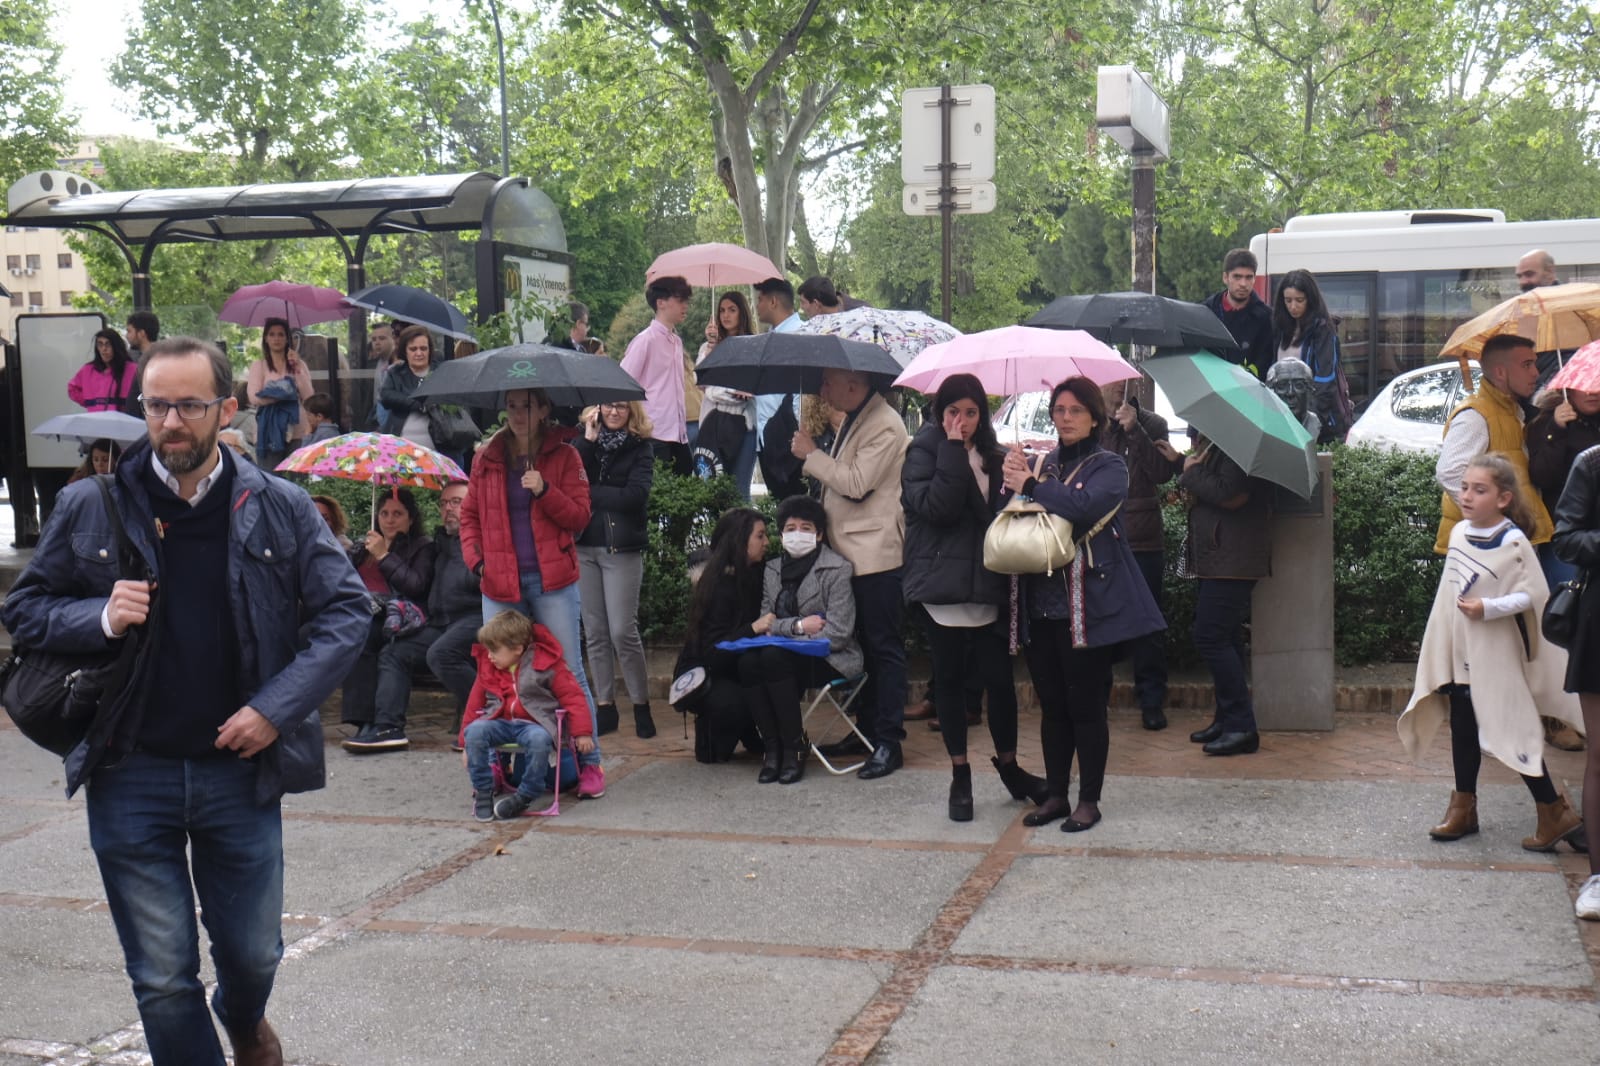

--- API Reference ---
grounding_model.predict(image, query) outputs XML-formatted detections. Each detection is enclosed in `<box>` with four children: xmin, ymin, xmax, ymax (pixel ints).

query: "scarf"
<box><xmin>775</xmin><ymin>547</ymin><xmax>821</xmax><ymax>619</ymax></box>
<box><xmin>596</xmin><ymin>427</ymin><xmax>630</xmax><ymax>479</ymax></box>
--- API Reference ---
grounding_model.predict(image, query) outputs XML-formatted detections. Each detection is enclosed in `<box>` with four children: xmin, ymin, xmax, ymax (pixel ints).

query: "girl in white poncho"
<box><xmin>1399</xmin><ymin>454</ymin><xmax>1586</xmax><ymax>851</ymax></box>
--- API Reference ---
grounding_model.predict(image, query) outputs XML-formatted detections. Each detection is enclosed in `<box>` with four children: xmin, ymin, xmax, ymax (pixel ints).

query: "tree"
<box><xmin>0</xmin><ymin>9</ymin><xmax>77</xmax><ymax>186</ymax></box>
<box><xmin>113</xmin><ymin>0</ymin><xmax>366</xmax><ymax>181</ymax></box>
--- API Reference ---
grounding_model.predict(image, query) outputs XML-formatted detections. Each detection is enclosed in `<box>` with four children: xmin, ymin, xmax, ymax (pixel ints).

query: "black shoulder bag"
<box><xmin>1</xmin><ymin>477</ymin><xmax>156</xmax><ymax>756</ymax></box>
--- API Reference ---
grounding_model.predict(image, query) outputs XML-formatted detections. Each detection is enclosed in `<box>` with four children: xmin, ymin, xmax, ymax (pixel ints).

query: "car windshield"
<box><xmin>1390</xmin><ymin>367</ymin><xmax>1456</xmax><ymax>424</ymax></box>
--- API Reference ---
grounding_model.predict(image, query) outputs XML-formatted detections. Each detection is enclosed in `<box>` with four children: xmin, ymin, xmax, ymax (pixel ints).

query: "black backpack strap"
<box><xmin>93</xmin><ymin>475</ymin><xmax>147</xmax><ymax>582</ymax></box>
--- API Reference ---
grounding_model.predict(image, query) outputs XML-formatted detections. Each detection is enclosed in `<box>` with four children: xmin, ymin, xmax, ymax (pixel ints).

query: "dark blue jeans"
<box><xmin>87</xmin><ymin>752</ymin><xmax>284</xmax><ymax>1066</ymax></box>
<box><xmin>852</xmin><ymin>568</ymin><xmax>908</xmax><ymax>747</ymax></box>
<box><xmin>1193</xmin><ymin>578</ymin><xmax>1257</xmax><ymax>733</ymax></box>
<box><xmin>1131</xmin><ymin>549</ymin><xmax>1168</xmax><ymax>713</ymax></box>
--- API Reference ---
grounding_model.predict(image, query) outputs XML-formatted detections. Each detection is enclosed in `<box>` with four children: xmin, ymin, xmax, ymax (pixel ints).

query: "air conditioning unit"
<box><xmin>22</xmin><ymin>267</ymin><xmax>35</xmax><ymax>276</ymax></box>
<box><xmin>27</xmin><ymin>305</ymin><xmax>42</xmax><ymax>313</ymax></box>
<box><xmin>7</xmin><ymin>268</ymin><xmax>20</xmax><ymax>276</ymax></box>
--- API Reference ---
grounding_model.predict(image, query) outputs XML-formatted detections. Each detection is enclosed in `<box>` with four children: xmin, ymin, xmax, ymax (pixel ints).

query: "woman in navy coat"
<box><xmin>1001</xmin><ymin>377</ymin><xmax>1165</xmax><ymax>832</ymax></box>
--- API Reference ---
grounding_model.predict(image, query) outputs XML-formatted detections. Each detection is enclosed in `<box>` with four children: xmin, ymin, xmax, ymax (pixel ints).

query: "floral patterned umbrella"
<box><xmin>795</xmin><ymin>306</ymin><xmax>961</xmax><ymax>368</ymax></box>
<box><xmin>277</xmin><ymin>432</ymin><xmax>467</xmax><ymax>521</ymax></box>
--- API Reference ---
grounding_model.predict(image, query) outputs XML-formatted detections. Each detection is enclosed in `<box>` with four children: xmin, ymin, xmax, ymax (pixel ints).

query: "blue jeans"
<box><xmin>87</xmin><ymin>753</ymin><xmax>284</xmax><ymax>1066</ymax></box>
<box><xmin>483</xmin><ymin>570</ymin><xmax>602</xmax><ymax>766</ymax></box>
<box><xmin>731</xmin><ymin>427</ymin><xmax>758</xmax><ymax>499</ymax></box>
<box><xmin>465</xmin><ymin>718</ymin><xmax>554</xmax><ymax>799</ymax></box>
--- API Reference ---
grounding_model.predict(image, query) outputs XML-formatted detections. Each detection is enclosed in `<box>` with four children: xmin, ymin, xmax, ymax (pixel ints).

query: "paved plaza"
<box><xmin>2</xmin><ymin>692</ymin><xmax>1598</xmax><ymax>1065</ymax></box>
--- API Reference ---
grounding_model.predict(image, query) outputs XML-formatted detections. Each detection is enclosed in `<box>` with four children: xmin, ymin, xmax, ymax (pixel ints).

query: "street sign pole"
<box><xmin>902</xmin><ymin>83</ymin><xmax>996</xmax><ymax>325</ymax></box>
<box><xmin>939</xmin><ymin>84</ymin><xmax>955</xmax><ymax>324</ymax></box>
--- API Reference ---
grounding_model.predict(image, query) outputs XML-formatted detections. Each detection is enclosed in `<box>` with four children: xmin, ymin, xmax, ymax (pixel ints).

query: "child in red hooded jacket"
<box><xmin>461</xmin><ymin>610</ymin><xmax>596</xmax><ymax>821</ymax></box>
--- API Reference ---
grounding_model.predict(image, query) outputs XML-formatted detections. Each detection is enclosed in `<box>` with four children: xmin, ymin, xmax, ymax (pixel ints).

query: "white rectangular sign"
<box><xmin>503</xmin><ymin>254</ymin><xmax>572</xmax><ymax>343</ymax></box>
<box><xmin>902</xmin><ymin>181</ymin><xmax>997</xmax><ymax>216</ymax></box>
<box><xmin>901</xmin><ymin>84</ymin><xmax>996</xmax><ymax>184</ymax></box>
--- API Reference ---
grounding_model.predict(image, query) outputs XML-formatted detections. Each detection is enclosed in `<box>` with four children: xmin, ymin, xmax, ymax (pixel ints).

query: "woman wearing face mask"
<box><xmin>743</xmin><ymin>495</ymin><xmax>862</xmax><ymax>784</ymax></box>
<box><xmin>340</xmin><ymin>488</ymin><xmax>437</xmax><ymax>751</ymax></box>
<box><xmin>903</xmin><ymin>373</ymin><xmax>1049</xmax><ymax>821</ymax></box>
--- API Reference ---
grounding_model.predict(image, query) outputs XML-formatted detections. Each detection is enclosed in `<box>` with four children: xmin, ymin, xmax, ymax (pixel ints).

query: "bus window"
<box><xmin>1317</xmin><ymin>274</ymin><xmax>1374</xmax><ymax>407</ymax></box>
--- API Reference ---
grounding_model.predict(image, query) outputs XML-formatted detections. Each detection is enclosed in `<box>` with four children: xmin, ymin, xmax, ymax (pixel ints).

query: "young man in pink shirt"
<box><xmin>621</xmin><ymin>275</ymin><xmax>694</xmax><ymax>475</ymax></box>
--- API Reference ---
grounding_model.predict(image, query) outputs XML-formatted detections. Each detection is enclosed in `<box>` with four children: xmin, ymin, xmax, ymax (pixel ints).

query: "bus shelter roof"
<box><xmin>3</xmin><ymin>170</ymin><xmax>564</xmax><ymax>250</ymax></box>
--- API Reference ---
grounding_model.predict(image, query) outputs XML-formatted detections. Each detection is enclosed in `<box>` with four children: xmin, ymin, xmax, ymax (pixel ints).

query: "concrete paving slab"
<box><xmin>273</xmin><ymin>932</ymin><xmax>887</xmax><ymax>1066</ymax></box>
<box><xmin>388</xmin><ymin>834</ymin><xmax>978</xmax><ymax>950</ymax></box>
<box><xmin>954</xmin><ymin>854</ymin><xmax>1592</xmax><ymax>988</ymax></box>
<box><xmin>0</xmin><ymin>731</ymin><xmax>75</xmax><ymax>798</ymax></box>
<box><xmin>569</xmin><ymin>758</ymin><xmax>1019</xmax><ymax>842</ymax></box>
<box><xmin>0</xmin><ymin>801</ymin><xmax>70</xmax><ymax>838</ymax></box>
<box><xmin>0</xmin><ymin>904</ymin><xmax>141</xmax><ymax>1044</ymax></box>
<box><xmin>877</xmin><ymin>965</ymin><xmax>1600</xmax><ymax>1065</ymax></box>
<box><xmin>0</xmin><ymin>818</ymin><xmax>99</xmax><ymax>898</ymax></box>
<box><xmin>282</xmin><ymin>821</ymin><xmax>481</xmax><ymax>916</ymax></box>
<box><xmin>1031</xmin><ymin>776</ymin><xmax>1554</xmax><ymax>862</ymax></box>
<box><xmin>287</xmin><ymin>749</ymin><xmax>489</xmax><ymax>821</ymax></box>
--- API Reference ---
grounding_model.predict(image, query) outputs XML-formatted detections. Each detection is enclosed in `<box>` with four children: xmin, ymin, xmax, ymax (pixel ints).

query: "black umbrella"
<box><xmin>695</xmin><ymin>332</ymin><xmax>904</xmax><ymax>395</ymax></box>
<box><xmin>410</xmin><ymin>344</ymin><xmax>645</xmax><ymax>407</ymax></box>
<box><xmin>344</xmin><ymin>284</ymin><xmax>474</xmax><ymax>341</ymax></box>
<box><xmin>1026</xmin><ymin>291</ymin><xmax>1238</xmax><ymax>351</ymax></box>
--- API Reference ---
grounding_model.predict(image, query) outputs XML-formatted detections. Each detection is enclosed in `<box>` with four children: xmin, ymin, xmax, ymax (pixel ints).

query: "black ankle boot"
<box><xmin>633</xmin><ymin>702</ymin><xmax>657</xmax><ymax>739</ymax></box>
<box><xmin>992</xmin><ymin>756</ymin><xmax>1050</xmax><ymax>806</ymax></box>
<box><xmin>595</xmin><ymin>703</ymin><xmax>620</xmax><ymax>736</ymax></box>
<box><xmin>949</xmin><ymin>764</ymin><xmax>974</xmax><ymax>822</ymax></box>
<box><xmin>778</xmin><ymin>740</ymin><xmax>805</xmax><ymax>784</ymax></box>
<box><xmin>758</xmin><ymin>741</ymin><xmax>782</xmax><ymax>784</ymax></box>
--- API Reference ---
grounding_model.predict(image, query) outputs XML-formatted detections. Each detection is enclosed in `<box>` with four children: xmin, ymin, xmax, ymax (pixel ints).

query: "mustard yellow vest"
<box><xmin>1433</xmin><ymin>380</ymin><xmax>1554</xmax><ymax>553</ymax></box>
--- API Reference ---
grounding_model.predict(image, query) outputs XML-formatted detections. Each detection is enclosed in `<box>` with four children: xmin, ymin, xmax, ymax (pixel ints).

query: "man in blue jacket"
<box><xmin>2</xmin><ymin>337</ymin><xmax>370</xmax><ymax>1066</ymax></box>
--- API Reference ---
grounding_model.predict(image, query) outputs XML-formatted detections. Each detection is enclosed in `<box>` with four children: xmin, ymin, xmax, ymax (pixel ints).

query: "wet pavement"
<box><xmin>2</xmin><ymin>690</ymin><xmax>1597</xmax><ymax>1065</ymax></box>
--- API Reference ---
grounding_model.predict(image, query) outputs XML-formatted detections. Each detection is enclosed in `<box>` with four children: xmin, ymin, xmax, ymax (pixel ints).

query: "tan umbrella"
<box><xmin>1440</xmin><ymin>282</ymin><xmax>1600</xmax><ymax>389</ymax></box>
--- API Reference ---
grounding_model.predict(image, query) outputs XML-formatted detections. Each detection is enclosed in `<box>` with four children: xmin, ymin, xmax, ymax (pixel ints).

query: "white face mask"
<box><xmin>781</xmin><ymin>530</ymin><xmax>818</xmax><ymax>557</ymax></box>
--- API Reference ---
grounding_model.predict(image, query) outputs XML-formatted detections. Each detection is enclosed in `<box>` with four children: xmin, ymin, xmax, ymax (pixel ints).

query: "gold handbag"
<box><xmin>983</xmin><ymin>453</ymin><xmax>1080</xmax><ymax>576</ymax></box>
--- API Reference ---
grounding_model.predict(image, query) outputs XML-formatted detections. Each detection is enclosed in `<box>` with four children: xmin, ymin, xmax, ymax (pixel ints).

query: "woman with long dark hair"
<box><xmin>677</xmin><ymin>508</ymin><xmax>772</xmax><ymax>762</ymax></box>
<box><xmin>903</xmin><ymin>373</ymin><xmax>1047</xmax><ymax>821</ymax></box>
<box><xmin>1000</xmin><ymin>377</ymin><xmax>1165</xmax><ymax>831</ymax></box>
<box><xmin>696</xmin><ymin>290</ymin><xmax>758</xmax><ymax>495</ymax></box>
<box><xmin>246</xmin><ymin>316</ymin><xmax>313</xmax><ymax>468</ymax></box>
<box><xmin>67</xmin><ymin>329</ymin><xmax>138</xmax><ymax>412</ymax></box>
<box><xmin>1271</xmin><ymin>269</ymin><xmax>1351</xmax><ymax>443</ymax></box>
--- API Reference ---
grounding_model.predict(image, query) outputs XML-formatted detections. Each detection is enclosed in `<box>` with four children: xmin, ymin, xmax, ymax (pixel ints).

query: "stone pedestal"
<box><xmin>1252</xmin><ymin>452</ymin><xmax>1335</xmax><ymax>731</ymax></box>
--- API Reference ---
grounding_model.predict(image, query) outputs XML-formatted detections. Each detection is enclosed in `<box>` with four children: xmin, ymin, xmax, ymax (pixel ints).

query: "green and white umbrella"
<box><xmin>1144</xmin><ymin>351</ymin><xmax>1318</xmax><ymax>498</ymax></box>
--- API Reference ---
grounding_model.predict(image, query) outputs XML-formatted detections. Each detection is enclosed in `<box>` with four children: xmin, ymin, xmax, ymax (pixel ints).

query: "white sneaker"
<box><xmin>1576</xmin><ymin>875</ymin><xmax>1600</xmax><ymax>921</ymax></box>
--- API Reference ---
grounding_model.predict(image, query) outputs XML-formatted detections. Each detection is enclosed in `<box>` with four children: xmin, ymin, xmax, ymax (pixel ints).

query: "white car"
<box><xmin>993</xmin><ymin>385</ymin><xmax>1188</xmax><ymax>454</ymax></box>
<box><xmin>1346</xmin><ymin>361</ymin><xmax>1481</xmax><ymax>455</ymax></box>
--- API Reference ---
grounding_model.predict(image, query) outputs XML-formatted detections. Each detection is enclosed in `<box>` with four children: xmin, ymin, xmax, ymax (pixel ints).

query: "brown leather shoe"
<box><xmin>1523</xmin><ymin>795</ymin><xmax>1586</xmax><ymax>852</ymax></box>
<box><xmin>1543</xmin><ymin>716</ymin><xmax>1585</xmax><ymax>752</ymax></box>
<box><xmin>904</xmin><ymin>698</ymin><xmax>936</xmax><ymax>722</ymax></box>
<box><xmin>1429</xmin><ymin>790</ymin><xmax>1479</xmax><ymax>841</ymax></box>
<box><xmin>228</xmin><ymin>1018</ymin><xmax>284</xmax><ymax>1066</ymax></box>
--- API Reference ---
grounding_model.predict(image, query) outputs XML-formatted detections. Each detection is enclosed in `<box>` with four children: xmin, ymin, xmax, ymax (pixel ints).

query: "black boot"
<box><xmin>992</xmin><ymin>756</ymin><xmax>1051</xmax><ymax>806</ymax></box>
<box><xmin>949</xmin><ymin>764</ymin><xmax>974</xmax><ymax>822</ymax></box>
<box><xmin>758</xmin><ymin>741</ymin><xmax>782</xmax><ymax>783</ymax></box>
<box><xmin>595</xmin><ymin>703</ymin><xmax>620</xmax><ymax>736</ymax></box>
<box><xmin>778</xmin><ymin>739</ymin><xmax>806</xmax><ymax>784</ymax></box>
<box><xmin>633</xmin><ymin>702</ymin><xmax>657</xmax><ymax>739</ymax></box>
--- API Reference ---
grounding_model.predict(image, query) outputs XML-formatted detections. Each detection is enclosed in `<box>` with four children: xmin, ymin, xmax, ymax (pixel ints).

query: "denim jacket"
<box><xmin>1</xmin><ymin>439</ymin><xmax>371</xmax><ymax>800</ymax></box>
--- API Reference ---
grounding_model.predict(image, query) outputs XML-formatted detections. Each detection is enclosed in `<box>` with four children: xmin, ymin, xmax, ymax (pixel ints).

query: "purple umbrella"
<box><xmin>219</xmin><ymin>281</ymin><xmax>350</xmax><ymax>330</ymax></box>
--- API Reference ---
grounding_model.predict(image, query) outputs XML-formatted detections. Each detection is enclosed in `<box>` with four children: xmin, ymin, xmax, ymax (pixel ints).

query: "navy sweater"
<box><xmin>137</xmin><ymin>451</ymin><xmax>242</xmax><ymax>758</ymax></box>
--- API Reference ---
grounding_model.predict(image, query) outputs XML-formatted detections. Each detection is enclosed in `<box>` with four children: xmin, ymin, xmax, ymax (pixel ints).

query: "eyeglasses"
<box><xmin>599</xmin><ymin>402</ymin><xmax>629</xmax><ymax>411</ymax></box>
<box><xmin>139</xmin><ymin>396</ymin><xmax>227</xmax><ymax>421</ymax></box>
<box><xmin>1051</xmin><ymin>405</ymin><xmax>1091</xmax><ymax>418</ymax></box>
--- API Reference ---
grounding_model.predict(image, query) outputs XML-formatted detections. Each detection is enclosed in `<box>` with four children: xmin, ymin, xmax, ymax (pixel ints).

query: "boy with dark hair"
<box><xmin>1203</xmin><ymin>249</ymin><xmax>1273</xmax><ymax>379</ymax></box>
<box><xmin>303</xmin><ymin>393</ymin><xmax>340</xmax><ymax>443</ymax></box>
<box><xmin>621</xmin><ymin>275</ymin><xmax>694</xmax><ymax>474</ymax></box>
<box><xmin>461</xmin><ymin>610</ymin><xmax>597</xmax><ymax>821</ymax></box>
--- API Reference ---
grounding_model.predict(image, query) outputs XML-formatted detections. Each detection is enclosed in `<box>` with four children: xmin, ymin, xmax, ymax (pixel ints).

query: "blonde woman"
<box><xmin>574</xmin><ymin>400</ymin><xmax>658</xmax><ymax>737</ymax></box>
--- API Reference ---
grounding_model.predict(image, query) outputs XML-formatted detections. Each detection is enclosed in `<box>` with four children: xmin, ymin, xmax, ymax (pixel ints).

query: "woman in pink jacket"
<box><xmin>67</xmin><ymin>330</ymin><xmax>139</xmax><ymax>412</ymax></box>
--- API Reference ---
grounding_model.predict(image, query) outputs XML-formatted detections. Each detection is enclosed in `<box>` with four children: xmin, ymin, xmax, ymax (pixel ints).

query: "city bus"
<box><xmin>1249</xmin><ymin>210</ymin><xmax>1600</xmax><ymax>410</ymax></box>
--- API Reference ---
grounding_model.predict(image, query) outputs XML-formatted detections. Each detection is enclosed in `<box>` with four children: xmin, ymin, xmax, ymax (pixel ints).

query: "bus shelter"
<box><xmin>1</xmin><ymin>170</ymin><xmax>569</xmax><ymax>543</ymax></box>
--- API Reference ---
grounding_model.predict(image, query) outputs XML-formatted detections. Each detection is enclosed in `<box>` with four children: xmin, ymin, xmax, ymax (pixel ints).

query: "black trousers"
<box><xmin>650</xmin><ymin>439</ymin><xmax>693</xmax><ymax>478</ymax></box>
<box><xmin>1023</xmin><ymin>620</ymin><xmax>1115</xmax><ymax>804</ymax></box>
<box><xmin>923</xmin><ymin>611</ymin><xmax>1017</xmax><ymax>759</ymax></box>
<box><xmin>1447</xmin><ymin>687</ymin><xmax>1559</xmax><ymax>802</ymax></box>
<box><xmin>1193</xmin><ymin>578</ymin><xmax>1256</xmax><ymax>733</ymax></box>
<box><xmin>852</xmin><ymin>568</ymin><xmax>908</xmax><ymax>747</ymax></box>
<box><xmin>737</xmin><ymin>645</ymin><xmax>839</xmax><ymax>747</ymax></box>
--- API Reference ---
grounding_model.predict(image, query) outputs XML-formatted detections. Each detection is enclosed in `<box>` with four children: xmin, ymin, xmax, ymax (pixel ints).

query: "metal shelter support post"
<box><xmin>1130</xmin><ymin>149</ymin><xmax>1158</xmax><ymax>381</ymax></box>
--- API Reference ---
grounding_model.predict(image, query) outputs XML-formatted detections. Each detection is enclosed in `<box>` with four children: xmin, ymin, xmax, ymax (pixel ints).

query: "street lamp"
<box><xmin>1095</xmin><ymin>66</ymin><xmax>1170</xmax><ymax>302</ymax></box>
<box><xmin>483</xmin><ymin>0</ymin><xmax>512</xmax><ymax>176</ymax></box>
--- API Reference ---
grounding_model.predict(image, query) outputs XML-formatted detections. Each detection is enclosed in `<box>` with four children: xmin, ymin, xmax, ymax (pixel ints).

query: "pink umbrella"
<box><xmin>1546</xmin><ymin>338</ymin><xmax>1600</xmax><ymax>394</ymax></box>
<box><xmin>220</xmin><ymin>281</ymin><xmax>350</xmax><ymax>330</ymax></box>
<box><xmin>895</xmin><ymin>325</ymin><xmax>1139</xmax><ymax>396</ymax></box>
<box><xmin>645</xmin><ymin>243</ymin><xmax>782</xmax><ymax>288</ymax></box>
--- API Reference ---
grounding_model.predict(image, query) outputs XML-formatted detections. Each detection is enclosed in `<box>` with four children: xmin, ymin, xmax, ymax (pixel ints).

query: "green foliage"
<box><xmin>281</xmin><ymin>474</ymin><xmax>443</xmax><ymax>539</ymax></box>
<box><xmin>1329</xmin><ymin>443</ymin><xmax>1443</xmax><ymax>665</ymax></box>
<box><xmin>638</xmin><ymin>465</ymin><xmax>750</xmax><ymax>642</ymax></box>
<box><xmin>0</xmin><ymin>8</ymin><xmax>75</xmax><ymax>187</ymax></box>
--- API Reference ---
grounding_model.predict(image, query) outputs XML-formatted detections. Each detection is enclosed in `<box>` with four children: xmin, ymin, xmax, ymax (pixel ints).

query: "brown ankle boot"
<box><xmin>227</xmin><ymin>1018</ymin><xmax>283</xmax><ymax>1066</ymax></box>
<box><xmin>1429</xmin><ymin>791</ymin><xmax>1479</xmax><ymax>841</ymax></box>
<box><xmin>1523</xmin><ymin>795</ymin><xmax>1585</xmax><ymax>852</ymax></box>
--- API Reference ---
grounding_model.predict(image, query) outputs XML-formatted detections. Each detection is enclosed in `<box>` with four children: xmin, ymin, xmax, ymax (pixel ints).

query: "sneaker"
<box><xmin>472</xmin><ymin>789</ymin><xmax>495</xmax><ymax>822</ymax></box>
<box><xmin>1578</xmin><ymin>875</ymin><xmax>1600</xmax><ymax>921</ymax></box>
<box><xmin>494</xmin><ymin>791</ymin><xmax>540</xmax><ymax>819</ymax></box>
<box><xmin>577</xmin><ymin>764</ymin><xmax>606</xmax><ymax>798</ymax></box>
<box><xmin>342</xmin><ymin>727</ymin><xmax>409</xmax><ymax>753</ymax></box>
<box><xmin>450</xmin><ymin>740</ymin><xmax>464</xmax><ymax>753</ymax></box>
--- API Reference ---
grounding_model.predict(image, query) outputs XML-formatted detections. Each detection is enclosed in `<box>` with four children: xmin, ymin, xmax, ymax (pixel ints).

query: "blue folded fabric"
<box><xmin>714</xmin><ymin>635</ymin><xmax>831</xmax><ymax>658</ymax></box>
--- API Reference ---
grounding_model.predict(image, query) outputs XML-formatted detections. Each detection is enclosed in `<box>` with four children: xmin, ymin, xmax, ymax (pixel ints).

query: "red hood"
<box><xmin>469</xmin><ymin>622</ymin><xmax>566</xmax><ymax>687</ymax></box>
